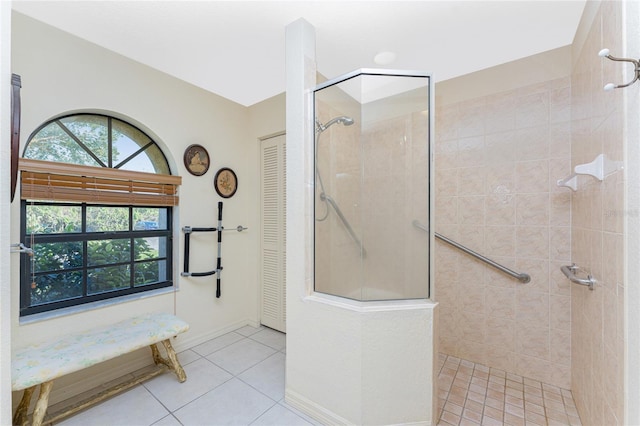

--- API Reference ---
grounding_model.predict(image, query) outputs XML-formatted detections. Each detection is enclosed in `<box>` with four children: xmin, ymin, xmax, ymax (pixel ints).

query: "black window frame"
<box><xmin>20</xmin><ymin>202</ymin><xmax>173</xmax><ymax>316</ymax></box>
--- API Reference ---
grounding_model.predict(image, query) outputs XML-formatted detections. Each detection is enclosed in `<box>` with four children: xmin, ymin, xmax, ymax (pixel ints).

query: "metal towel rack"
<box><xmin>412</xmin><ymin>220</ymin><xmax>531</xmax><ymax>284</ymax></box>
<box><xmin>561</xmin><ymin>263</ymin><xmax>595</xmax><ymax>290</ymax></box>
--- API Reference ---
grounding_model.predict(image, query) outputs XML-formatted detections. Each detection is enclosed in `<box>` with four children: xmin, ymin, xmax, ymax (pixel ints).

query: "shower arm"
<box><xmin>321</xmin><ymin>193</ymin><xmax>366</xmax><ymax>257</ymax></box>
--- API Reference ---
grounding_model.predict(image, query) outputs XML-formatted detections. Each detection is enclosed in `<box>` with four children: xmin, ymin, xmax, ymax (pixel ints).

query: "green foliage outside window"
<box><xmin>26</xmin><ymin>205</ymin><xmax>167</xmax><ymax>306</ymax></box>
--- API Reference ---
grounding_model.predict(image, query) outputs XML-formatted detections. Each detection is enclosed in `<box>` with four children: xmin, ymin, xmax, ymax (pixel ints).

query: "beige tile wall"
<box><xmin>570</xmin><ymin>1</ymin><xmax>625</xmax><ymax>424</ymax></box>
<box><xmin>434</xmin><ymin>77</ymin><xmax>573</xmax><ymax>389</ymax></box>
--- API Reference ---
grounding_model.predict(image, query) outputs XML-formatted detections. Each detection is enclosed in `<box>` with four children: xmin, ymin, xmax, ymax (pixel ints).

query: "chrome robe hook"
<box><xmin>599</xmin><ymin>48</ymin><xmax>640</xmax><ymax>91</ymax></box>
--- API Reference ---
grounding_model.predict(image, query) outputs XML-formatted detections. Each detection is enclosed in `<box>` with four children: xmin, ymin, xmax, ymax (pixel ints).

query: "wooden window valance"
<box><xmin>19</xmin><ymin>158</ymin><xmax>181</xmax><ymax>207</ymax></box>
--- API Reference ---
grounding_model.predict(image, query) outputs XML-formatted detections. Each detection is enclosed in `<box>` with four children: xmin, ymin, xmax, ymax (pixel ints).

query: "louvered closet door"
<box><xmin>261</xmin><ymin>134</ymin><xmax>286</xmax><ymax>332</ymax></box>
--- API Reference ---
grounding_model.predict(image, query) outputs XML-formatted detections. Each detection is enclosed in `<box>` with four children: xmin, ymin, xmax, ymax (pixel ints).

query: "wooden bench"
<box><xmin>12</xmin><ymin>313</ymin><xmax>189</xmax><ymax>426</ymax></box>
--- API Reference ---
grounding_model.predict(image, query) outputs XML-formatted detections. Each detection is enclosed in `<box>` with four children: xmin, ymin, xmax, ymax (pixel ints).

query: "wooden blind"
<box><xmin>19</xmin><ymin>158</ymin><xmax>181</xmax><ymax>206</ymax></box>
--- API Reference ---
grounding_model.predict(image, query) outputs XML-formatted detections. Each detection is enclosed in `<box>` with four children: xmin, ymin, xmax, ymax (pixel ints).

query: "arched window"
<box><xmin>20</xmin><ymin>113</ymin><xmax>181</xmax><ymax>316</ymax></box>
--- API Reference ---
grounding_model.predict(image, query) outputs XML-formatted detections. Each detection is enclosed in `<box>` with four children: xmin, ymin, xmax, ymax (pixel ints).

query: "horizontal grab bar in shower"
<box><xmin>411</xmin><ymin>220</ymin><xmax>531</xmax><ymax>284</ymax></box>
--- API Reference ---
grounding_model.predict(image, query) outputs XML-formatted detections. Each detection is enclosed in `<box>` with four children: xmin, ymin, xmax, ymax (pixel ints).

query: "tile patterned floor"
<box><xmin>53</xmin><ymin>326</ymin><xmax>584</xmax><ymax>426</ymax></box>
<box><xmin>437</xmin><ymin>354</ymin><xmax>582</xmax><ymax>426</ymax></box>
<box><xmin>58</xmin><ymin>325</ymin><xmax>319</xmax><ymax>426</ymax></box>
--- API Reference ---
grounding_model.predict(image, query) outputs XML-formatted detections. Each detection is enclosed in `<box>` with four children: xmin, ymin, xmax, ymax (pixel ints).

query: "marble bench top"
<box><xmin>12</xmin><ymin>312</ymin><xmax>189</xmax><ymax>391</ymax></box>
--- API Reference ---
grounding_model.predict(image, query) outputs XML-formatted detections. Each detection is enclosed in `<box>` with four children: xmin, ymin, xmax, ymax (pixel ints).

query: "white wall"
<box><xmin>10</xmin><ymin>12</ymin><xmax>264</xmax><ymax>406</ymax></box>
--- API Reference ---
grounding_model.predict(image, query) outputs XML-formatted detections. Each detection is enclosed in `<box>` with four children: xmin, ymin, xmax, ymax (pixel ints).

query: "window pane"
<box><xmin>86</xmin><ymin>207</ymin><xmax>129</xmax><ymax>232</ymax></box>
<box><xmin>33</xmin><ymin>242</ymin><xmax>83</xmax><ymax>273</ymax></box>
<box><xmin>133</xmin><ymin>207</ymin><xmax>168</xmax><ymax>230</ymax></box>
<box><xmin>119</xmin><ymin>143</ymin><xmax>170</xmax><ymax>174</ymax></box>
<box><xmin>88</xmin><ymin>239</ymin><xmax>131</xmax><ymax>266</ymax></box>
<box><xmin>22</xmin><ymin>122</ymin><xmax>101</xmax><ymax>167</ymax></box>
<box><xmin>30</xmin><ymin>271</ymin><xmax>83</xmax><ymax>306</ymax></box>
<box><xmin>59</xmin><ymin>115</ymin><xmax>109</xmax><ymax>166</ymax></box>
<box><xmin>88</xmin><ymin>265</ymin><xmax>130</xmax><ymax>294</ymax></box>
<box><xmin>134</xmin><ymin>260</ymin><xmax>167</xmax><ymax>286</ymax></box>
<box><xmin>112</xmin><ymin>119</ymin><xmax>152</xmax><ymax>167</ymax></box>
<box><xmin>135</xmin><ymin>237</ymin><xmax>166</xmax><ymax>260</ymax></box>
<box><xmin>26</xmin><ymin>204</ymin><xmax>82</xmax><ymax>234</ymax></box>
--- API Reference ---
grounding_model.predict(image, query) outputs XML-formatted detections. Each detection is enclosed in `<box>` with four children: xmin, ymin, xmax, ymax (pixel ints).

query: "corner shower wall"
<box><xmin>570</xmin><ymin>1</ymin><xmax>626</xmax><ymax>424</ymax></box>
<box><xmin>435</xmin><ymin>76</ymin><xmax>572</xmax><ymax>388</ymax></box>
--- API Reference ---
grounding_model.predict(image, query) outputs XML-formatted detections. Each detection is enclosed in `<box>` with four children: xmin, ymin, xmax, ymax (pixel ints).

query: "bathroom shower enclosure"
<box><xmin>313</xmin><ymin>69</ymin><xmax>432</xmax><ymax>301</ymax></box>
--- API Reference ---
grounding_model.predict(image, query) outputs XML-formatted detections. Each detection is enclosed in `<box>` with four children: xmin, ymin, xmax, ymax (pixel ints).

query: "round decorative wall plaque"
<box><xmin>214</xmin><ymin>167</ymin><xmax>238</xmax><ymax>198</ymax></box>
<box><xmin>183</xmin><ymin>144</ymin><xmax>210</xmax><ymax>176</ymax></box>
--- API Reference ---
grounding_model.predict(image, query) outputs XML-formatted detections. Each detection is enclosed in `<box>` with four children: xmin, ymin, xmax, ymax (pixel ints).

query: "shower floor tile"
<box><xmin>436</xmin><ymin>354</ymin><xmax>582</xmax><ymax>426</ymax></box>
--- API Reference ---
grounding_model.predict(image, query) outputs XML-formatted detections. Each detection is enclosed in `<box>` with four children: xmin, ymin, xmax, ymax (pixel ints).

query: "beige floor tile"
<box><xmin>524</xmin><ymin>410</ymin><xmax>547</xmax><ymax>425</ymax></box>
<box><xmin>506</xmin><ymin>380</ymin><xmax>524</xmax><ymax>391</ymax></box>
<box><xmin>465</xmin><ymin>399</ymin><xmax>485</xmax><ymax>413</ymax></box>
<box><xmin>489</xmin><ymin>381</ymin><xmax>506</xmax><ymax>393</ymax></box>
<box><xmin>484</xmin><ymin>405</ymin><xmax>504</xmax><ymax>421</ymax></box>
<box><xmin>441</xmin><ymin>410</ymin><xmax>461</xmax><ymax>425</ymax></box>
<box><xmin>471</xmin><ymin>377</ymin><xmax>489</xmax><ymax>388</ymax></box>
<box><xmin>504</xmin><ymin>412</ymin><xmax>526</xmax><ymax>426</ymax></box>
<box><xmin>445</xmin><ymin>401</ymin><xmax>464</xmax><ymax>416</ymax></box>
<box><xmin>524</xmin><ymin>401</ymin><xmax>545</xmax><ymax>415</ymax></box>
<box><xmin>505</xmin><ymin>403</ymin><xmax>525</xmax><ymax>418</ymax></box>
<box><xmin>524</xmin><ymin>384</ymin><xmax>542</xmax><ymax>397</ymax></box>
<box><xmin>451</xmin><ymin>384</ymin><xmax>470</xmax><ymax>398</ymax></box>
<box><xmin>487</xmin><ymin>389</ymin><xmax>505</xmax><ymax>401</ymax></box>
<box><xmin>460</xmin><ymin>417</ymin><xmax>481</xmax><ymax>426</ymax></box>
<box><xmin>437</xmin><ymin>354</ymin><xmax>579</xmax><ymax>426</ymax></box>
<box><xmin>470</xmin><ymin>384</ymin><xmax>488</xmax><ymax>396</ymax></box>
<box><xmin>486</xmin><ymin>396</ymin><xmax>505</xmax><ymax>410</ymax></box>
<box><xmin>505</xmin><ymin>395</ymin><xmax>524</xmax><ymax>408</ymax></box>
<box><xmin>449</xmin><ymin>392</ymin><xmax>467</xmax><ymax>407</ymax></box>
<box><xmin>463</xmin><ymin>407</ymin><xmax>483</xmax><ymax>423</ymax></box>
<box><xmin>506</xmin><ymin>387</ymin><xmax>523</xmax><ymax>398</ymax></box>
<box><xmin>482</xmin><ymin>414</ymin><xmax>504</xmax><ymax>426</ymax></box>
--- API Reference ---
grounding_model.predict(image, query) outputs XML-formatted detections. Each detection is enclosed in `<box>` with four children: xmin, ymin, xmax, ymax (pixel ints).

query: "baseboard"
<box><xmin>284</xmin><ymin>389</ymin><xmax>433</xmax><ymax>426</ymax></box>
<box><xmin>284</xmin><ymin>389</ymin><xmax>352</xmax><ymax>425</ymax></box>
<box><xmin>170</xmin><ymin>317</ymin><xmax>261</xmax><ymax>352</ymax></box>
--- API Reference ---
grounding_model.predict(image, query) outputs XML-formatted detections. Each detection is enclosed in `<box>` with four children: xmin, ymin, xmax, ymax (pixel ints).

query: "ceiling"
<box><xmin>11</xmin><ymin>1</ymin><xmax>586</xmax><ymax>107</ymax></box>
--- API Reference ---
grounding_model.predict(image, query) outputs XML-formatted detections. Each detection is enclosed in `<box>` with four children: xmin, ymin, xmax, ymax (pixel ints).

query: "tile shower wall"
<box><xmin>434</xmin><ymin>77</ymin><xmax>573</xmax><ymax>389</ymax></box>
<box><xmin>570</xmin><ymin>1</ymin><xmax>625</xmax><ymax>424</ymax></box>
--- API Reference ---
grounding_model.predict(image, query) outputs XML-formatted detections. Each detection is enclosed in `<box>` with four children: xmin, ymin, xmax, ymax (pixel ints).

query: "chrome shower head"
<box><xmin>316</xmin><ymin>116</ymin><xmax>354</xmax><ymax>133</ymax></box>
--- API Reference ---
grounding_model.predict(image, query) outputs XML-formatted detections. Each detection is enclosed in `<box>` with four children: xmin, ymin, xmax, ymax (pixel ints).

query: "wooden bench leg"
<box><xmin>32</xmin><ymin>381</ymin><xmax>54</xmax><ymax>426</ymax></box>
<box><xmin>13</xmin><ymin>386</ymin><xmax>34</xmax><ymax>426</ymax></box>
<box><xmin>150</xmin><ymin>339</ymin><xmax>187</xmax><ymax>383</ymax></box>
<box><xmin>161</xmin><ymin>339</ymin><xmax>187</xmax><ymax>383</ymax></box>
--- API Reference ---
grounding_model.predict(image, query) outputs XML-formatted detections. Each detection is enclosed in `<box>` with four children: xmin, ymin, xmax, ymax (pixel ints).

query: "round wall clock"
<box><xmin>183</xmin><ymin>144</ymin><xmax>210</xmax><ymax>176</ymax></box>
<box><xmin>214</xmin><ymin>167</ymin><xmax>238</xmax><ymax>198</ymax></box>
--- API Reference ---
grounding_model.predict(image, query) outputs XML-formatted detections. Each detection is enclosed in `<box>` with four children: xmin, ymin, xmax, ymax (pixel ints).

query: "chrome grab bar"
<box><xmin>322</xmin><ymin>193</ymin><xmax>366</xmax><ymax>257</ymax></box>
<box><xmin>561</xmin><ymin>264</ymin><xmax>595</xmax><ymax>290</ymax></box>
<box><xmin>412</xmin><ymin>220</ymin><xmax>531</xmax><ymax>284</ymax></box>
